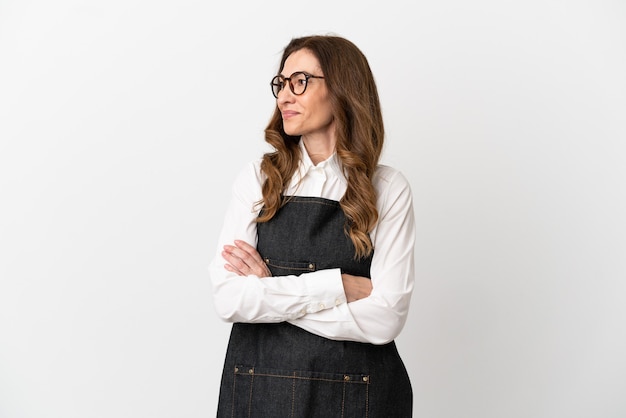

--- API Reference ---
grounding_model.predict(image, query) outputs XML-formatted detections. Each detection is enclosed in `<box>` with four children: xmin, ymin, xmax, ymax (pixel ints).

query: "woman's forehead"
<box><xmin>281</xmin><ymin>49</ymin><xmax>322</xmax><ymax>76</ymax></box>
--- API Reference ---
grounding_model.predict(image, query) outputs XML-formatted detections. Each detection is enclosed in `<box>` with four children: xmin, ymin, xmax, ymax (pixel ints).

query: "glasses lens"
<box><xmin>291</xmin><ymin>73</ymin><xmax>307</xmax><ymax>95</ymax></box>
<box><xmin>270</xmin><ymin>76</ymin><xmax>283</xmax><ymax>98</ymax></box>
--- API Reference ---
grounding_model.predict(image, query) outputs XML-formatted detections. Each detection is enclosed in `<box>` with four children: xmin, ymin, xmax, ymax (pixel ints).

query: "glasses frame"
<box><xmin>270</xmin><ymin>71</ymin><xmax>325</xmax><ymax>98</ymax></box>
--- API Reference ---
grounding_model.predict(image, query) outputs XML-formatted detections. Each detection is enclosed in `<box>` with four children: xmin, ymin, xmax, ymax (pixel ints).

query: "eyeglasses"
<box><xmin>270</xmin><ymin>71</ymin><xmax>325</xmax><ymax>98</ymax></box>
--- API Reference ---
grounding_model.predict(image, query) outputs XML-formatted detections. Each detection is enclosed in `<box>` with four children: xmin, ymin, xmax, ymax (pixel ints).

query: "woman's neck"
<box><xmin>302</xmin><ymin>135</ymin><xmax>336</xmax><ymax>165</ymax></box>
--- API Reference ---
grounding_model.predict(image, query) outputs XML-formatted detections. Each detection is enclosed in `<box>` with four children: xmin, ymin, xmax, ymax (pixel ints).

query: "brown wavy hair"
<box><xmin>258</xmin><ymin>35</ymin><xmax>384</xmax><ymax>258</ymax></box>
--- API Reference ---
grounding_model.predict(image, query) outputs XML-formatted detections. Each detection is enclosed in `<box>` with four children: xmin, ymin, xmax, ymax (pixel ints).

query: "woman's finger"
<box><xmin>222</xmin><ymin>241</ymin><xmax>271</xmax><ymax>277</ymax></box>
<box><xmin>224</xmin><ymin>263</ymin><xmax>244</xmax><ymax>276</ymax></box>
<box><xmin>232</xmin><ymin>241</ymin><xmax>268</xmax><ymax>272</ymax></box>
<box><xmin>222</xmin><ymin>250</ymin><xmax>248</xmax><ymax>272</ymax></box>
<box><xmin>234</xmin><ymin>240</ymin><xmax>264</xmax><ymax>262</ymax></box>
<box><xmin>224</xmin><ymin>243</ymin><xmax>254</xmax><ymax>263</ymax></box>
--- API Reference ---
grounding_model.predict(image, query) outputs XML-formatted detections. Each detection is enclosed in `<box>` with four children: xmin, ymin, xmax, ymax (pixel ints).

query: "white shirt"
<box><xmin>209</xmin><ymin>140</ymin><xmax>416</xmax><ymax>344</ymax></box>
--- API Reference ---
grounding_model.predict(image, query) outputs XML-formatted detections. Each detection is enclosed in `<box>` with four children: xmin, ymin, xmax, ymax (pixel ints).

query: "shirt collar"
<box><xmin>297</xmin><ymin>139</ymin><xmax>345</xmax><ymax>180</ymax></box>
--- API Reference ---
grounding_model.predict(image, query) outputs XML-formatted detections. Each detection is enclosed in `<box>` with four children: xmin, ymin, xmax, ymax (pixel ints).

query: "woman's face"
<box><xmin>277</xmin><ymin>49</ymin><xmax>334</xmax><ymax>141</ymax></box>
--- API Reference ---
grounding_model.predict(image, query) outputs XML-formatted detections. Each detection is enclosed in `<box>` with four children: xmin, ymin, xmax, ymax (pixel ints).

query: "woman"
<box><xmin>209</xmin><ymin>35</ymin><xmax>415</xmax><ymax>417</ymax></box>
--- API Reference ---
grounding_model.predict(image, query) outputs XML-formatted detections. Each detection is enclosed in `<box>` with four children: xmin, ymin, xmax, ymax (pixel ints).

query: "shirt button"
<box><xmin>335</xmin><ymin>299</ymin><xmax>342</xmax><ymax>306</ymax></box>
<box><xmin>318</xmin><ymin>303</ymin><xmax>325</xmax><ymax>310</ymax></box>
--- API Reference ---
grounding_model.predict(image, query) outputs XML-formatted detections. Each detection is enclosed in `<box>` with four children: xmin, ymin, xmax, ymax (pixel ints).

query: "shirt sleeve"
<box><xmin>208</xmin><ymin>161</ymin><xmax>347</xmax><ymax>323</ymax></box>
<box><xmin>288</xmin><ymin>167</ymin><xmax>416</xmax><ymax>345</ymax></box>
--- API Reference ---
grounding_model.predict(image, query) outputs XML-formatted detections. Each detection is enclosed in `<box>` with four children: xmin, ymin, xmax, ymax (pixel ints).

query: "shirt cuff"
<box><xmin>299</xmin><ymin>268</ymin><xmax>346</xmax><ymax>315</ymax></box>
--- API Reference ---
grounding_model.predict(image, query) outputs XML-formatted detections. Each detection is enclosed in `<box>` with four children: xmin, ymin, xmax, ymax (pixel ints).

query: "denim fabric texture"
<box><xmin>217</xmin><ymin>197</ymin><xmax>412</xmax><ymax>417</ymax></box>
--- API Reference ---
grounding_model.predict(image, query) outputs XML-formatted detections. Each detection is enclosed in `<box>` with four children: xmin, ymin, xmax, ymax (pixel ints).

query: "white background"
<box><xmin>1</xmin><ymin>1</ymin><xmax>625</xmax><ymax>417</ymax></box>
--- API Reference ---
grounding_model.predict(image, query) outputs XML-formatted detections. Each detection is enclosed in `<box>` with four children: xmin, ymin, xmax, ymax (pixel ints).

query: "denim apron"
<box><xmin>217</xmin><ymin>196</ymin><xmax>412</xmax><ymax>417</ymax></box>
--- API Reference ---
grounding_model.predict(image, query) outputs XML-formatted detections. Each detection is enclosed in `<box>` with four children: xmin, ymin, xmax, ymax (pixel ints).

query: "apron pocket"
<box><xmin>231</xmin><ymin>365</ymin><xmax>370</xmax><ymax>417</ymax></box>
<box><xmin>262</xmin><ymin>258</ymin><xmax>316</xmax><ymax>277</ymax></box>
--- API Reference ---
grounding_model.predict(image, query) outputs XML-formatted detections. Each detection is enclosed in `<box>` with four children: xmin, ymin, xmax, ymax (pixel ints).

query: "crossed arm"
<box><xmin>221</xmin><ymin>239</ymin><xmax>373</xmax><ymax>302</ymax></box>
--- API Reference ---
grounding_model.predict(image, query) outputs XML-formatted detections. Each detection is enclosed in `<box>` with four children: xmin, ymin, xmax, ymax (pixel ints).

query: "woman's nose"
<box><xmin>276</xmin><ymin>85</ymin><xmax>295</xmax><ymax>104</ymax></box>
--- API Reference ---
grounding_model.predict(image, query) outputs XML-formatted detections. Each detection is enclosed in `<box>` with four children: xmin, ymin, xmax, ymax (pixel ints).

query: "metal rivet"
<box><xmin>362</xmin><ymin>376</ymin><xmax>369</xmax><ymax>382</ymax></box>
<box><xmin>344</xmin><ymin>375</ymin><xmax>350</xmax><ymax>381</ymax></box>
<box><xmin>248</xmin><ymin>369</ymin><xmax>254</xmax><ymax>374</ymax></box>
<box><xmin>308</xmin><ymin>263</ymin><xmax>314</xmax><ymax>269</ymax></box>
<box><xmin>234</xmin><ymin>367</ymin><xmax>239</xmax><ymax>373</ymax></box>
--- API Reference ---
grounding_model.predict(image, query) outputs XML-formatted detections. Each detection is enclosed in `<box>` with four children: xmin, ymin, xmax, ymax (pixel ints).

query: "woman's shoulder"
<box><xmin>373</xmin><ymin>164</ymin><xmax>414</xmax><ymax>216</ymax></box>
<box><xmin>234</xmin><ymin>158</ymin><xmax>266</xmax><ymax>185</ymax></box>
<box><xmin>228</xmin><ymin>159</ymin><xmax>266</xmax><ymax>204</ymax></box>
<box><xmin>373</xmin><ymin>164</ymin><xmax>411</xmax><ymax>190</ymax></box>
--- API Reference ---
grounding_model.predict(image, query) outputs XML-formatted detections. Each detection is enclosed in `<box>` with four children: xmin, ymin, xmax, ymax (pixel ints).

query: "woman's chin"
<box><xmin>282</xmin><ymin>127</ymin><xmax>300</xmax><ymax>137</ymax></box>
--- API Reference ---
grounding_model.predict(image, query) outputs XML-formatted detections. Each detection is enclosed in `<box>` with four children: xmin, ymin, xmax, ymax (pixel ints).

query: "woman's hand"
<box><xmin>222</xmin><ymin>240</ymin><xmax>271</xmax><ymax>277</ymax></box>
<box><xmin>341</xmin><ymin>273</ymin><xmax>373</xmax><ymax>302</ymax></box>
